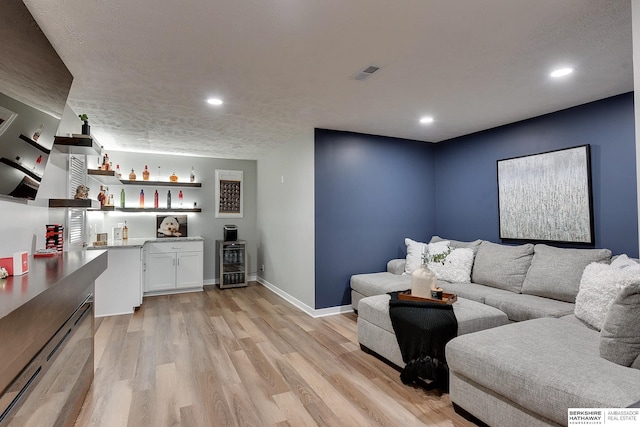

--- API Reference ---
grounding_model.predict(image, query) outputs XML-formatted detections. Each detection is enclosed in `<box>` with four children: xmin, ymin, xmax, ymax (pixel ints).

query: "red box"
<box><xmin>0</xmin><ymin>257</ymin><xmax>13</xmax><ymax>275</ymax></box>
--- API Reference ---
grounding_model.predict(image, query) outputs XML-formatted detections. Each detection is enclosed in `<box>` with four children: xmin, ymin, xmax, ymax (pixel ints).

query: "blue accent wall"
<box><xmin>434</xmin><ymin>92</ymin><xmax>638</xmax><ymax>256</ymax></box>
<box><xmin>314</xmin><ymin>129</ymin><xmax>436</xmax><ymax>309</ymax></box>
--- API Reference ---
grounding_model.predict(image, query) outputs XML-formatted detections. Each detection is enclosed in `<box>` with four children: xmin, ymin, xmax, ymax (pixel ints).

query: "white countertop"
<box><xmin>87</xmin><ymin>236</ymin><xmax>204</xmax><ymax>249</ymax></box>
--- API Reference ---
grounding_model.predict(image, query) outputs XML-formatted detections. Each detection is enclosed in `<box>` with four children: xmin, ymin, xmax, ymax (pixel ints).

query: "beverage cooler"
<box><xmin>216</xmin><ymin>239</ymin><xmax>247</xmax><ymax>288</ymax></box>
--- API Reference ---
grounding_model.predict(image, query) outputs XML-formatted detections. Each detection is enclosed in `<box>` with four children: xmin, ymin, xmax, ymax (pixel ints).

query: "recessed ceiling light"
<box><xmin>419</xmin><ymin>116</ymin><xmax>434</xmax><ymax>125</ymax></box>
<box><xmin>550</xmin><ymin>67</ymin><xmax>574</xmax><ymax>78</ymax></box>
<box><xmin>206</xmin><ymin>98</ymin><xmax>223</xmax><ymax>105</ymax></box>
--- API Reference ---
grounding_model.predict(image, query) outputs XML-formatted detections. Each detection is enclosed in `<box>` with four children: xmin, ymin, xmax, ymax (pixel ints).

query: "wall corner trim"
<box><xmin>257</xmin><ymin>277</ymin><xmax>353</xmax><ymax>318</ymax></box>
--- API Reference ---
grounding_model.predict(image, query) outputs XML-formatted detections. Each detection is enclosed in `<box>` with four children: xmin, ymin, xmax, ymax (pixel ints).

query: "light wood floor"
<box><xmin>75</xmin><ymin>282</ymin><xmax>477</xmax><ymax>427</ymax></box>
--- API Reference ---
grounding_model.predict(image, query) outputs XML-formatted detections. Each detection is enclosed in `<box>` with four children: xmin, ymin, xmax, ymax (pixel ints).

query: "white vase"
<box><xmin>411</xmin><ymin>264</ymin><xmax>438</xmax><ymax>298</ymax></box>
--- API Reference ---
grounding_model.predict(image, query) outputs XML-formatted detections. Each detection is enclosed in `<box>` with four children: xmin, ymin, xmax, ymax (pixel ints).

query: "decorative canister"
<box><xmin>411</xmin><ymin>264</ymin><xmax>438</xmax><ymax>298</ymax></box>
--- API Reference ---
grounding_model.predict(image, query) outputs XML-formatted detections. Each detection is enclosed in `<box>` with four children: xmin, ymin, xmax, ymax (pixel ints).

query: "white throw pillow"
<box><xmin>611</xmin><ymin>254</ymin><xmax>640</xmax><ymax>272</ymax></box>
<box><xmin>427</xmin><ymin>247</ymin><xmax>474</xmax><ymax>283</ymax></box>
<box><xmin>575</xmin><ymin>262</ymin><xmax>640</xmax><ymax>331</ymax></box>
<box><xmin>404</xmin><ymin>238</ymin><xmax>427</xmax><ymax>274</ymax></box>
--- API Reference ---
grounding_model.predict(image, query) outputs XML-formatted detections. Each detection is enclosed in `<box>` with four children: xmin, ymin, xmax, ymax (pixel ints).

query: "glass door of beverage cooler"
<box><xmin>217</xmin><ymin>240</ymin><xmax>247</xmax><ymax>289</ymax></box>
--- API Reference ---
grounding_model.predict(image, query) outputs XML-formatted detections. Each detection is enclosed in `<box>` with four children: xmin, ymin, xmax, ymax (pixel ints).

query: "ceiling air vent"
<box><xmin>351</xmin><ymin>65</ymin><xmax>381</xmax><ymax>81</ymax></box>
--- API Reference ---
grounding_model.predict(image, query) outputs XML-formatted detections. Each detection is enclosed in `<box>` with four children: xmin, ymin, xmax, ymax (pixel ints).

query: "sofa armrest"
<box><xmin>387</xmin><ymin>259</ymin><xmax>406</xmax><ymax>275</ymax></box>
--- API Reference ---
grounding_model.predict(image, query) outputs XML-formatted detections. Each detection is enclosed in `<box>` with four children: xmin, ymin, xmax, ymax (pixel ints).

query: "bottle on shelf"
<box><xmin>120</xmin><ymin>188</ymin><xmax>125</xmax><ymax>208</ymax></box>
<box><xmin>129</xmin><ymin>168</ymin><xmax>136</xmax><ymax>181</ymax></box>
<box><xmin>116</xmin><ymin>164</ymin><xmax>122</xmax><ymax>179</ymax></box>
<box><xmin>190</xmin><ymin>167</ymin><xmax>195</xmax><ymax>183</ymax></box>
<box><xmin>102</xmin><ymin>153</ymin><xmax>109</xmax><ymax>171</ymax></box>
<box><xmin>139</xmin><ymin>189</ymin><xmax>144</xmax><ymax>207</ymax></box>
<box><xmin>169</xmin><ymin>172</ymin><xmax>178</xmax><ymax>182</ymax></box>
<box><xmin>143</xmin><ymin>165</ymin><xmax>150</xmax><ymax>181</ymax></box>
<box><xmin>154</xmin><ymin>190</ymin><xmax>159</xmax><ymax>208</ymax></box>
<box><xmin>32</xmin><ymin>124</ymin><xmax>44</xmax><ymax>141</ymax></box>
<box><xmin>178</xmin><ymin>190</ymin><xmax>183</xmax><ymax>206</ymax></box>
<box><xmin>108</xmin><ymin>194</ymin><xmax>114</xmax><ymax>206</ymax></box>
<box><xmin>123</xmin><ymin>221</ymin><xmax>129</xmax><ymax>240</ymax></box>
<box><xmin>167</xmin><ymin>190</ymin><xmax>172</xmax><ymax>209</ymax></box>
<box><xmin>33</xmin><ymin>155</ymin><xmax>42</xmax><ymax>172</ymax></box>
<box><xmin>97</xmin><ymin>185</ymin><xmax>106</xmax><ymax>207</ymax></box>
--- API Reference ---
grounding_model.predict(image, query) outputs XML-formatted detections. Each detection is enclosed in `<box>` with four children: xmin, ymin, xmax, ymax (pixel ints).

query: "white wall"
<box><xmin>0</xmin><ymin>103</ymin><xmax>75</xmax><ymax>256</ymax></box>
<box><xmin>256</xmin><ymin>130</ymin><xmax>315</xmax><ymax>310</ymax></box>
<box><xmin>86</xmin><ymin>150</ymin><xmax>257</xmax><ymax>284</ymax></box>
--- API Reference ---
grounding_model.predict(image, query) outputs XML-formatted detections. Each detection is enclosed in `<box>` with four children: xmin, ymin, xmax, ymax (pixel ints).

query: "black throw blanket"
<box><xmin>388</xmin><ymin>291</ymin><xmax>458</xmax><ymax>389</ymax></box>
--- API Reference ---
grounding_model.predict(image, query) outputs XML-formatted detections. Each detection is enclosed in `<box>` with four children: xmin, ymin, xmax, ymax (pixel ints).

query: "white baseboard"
<box><xmin>256</xmin><ymin>277</ymin><xmax>353</xmax><ymax>318</ymax></box>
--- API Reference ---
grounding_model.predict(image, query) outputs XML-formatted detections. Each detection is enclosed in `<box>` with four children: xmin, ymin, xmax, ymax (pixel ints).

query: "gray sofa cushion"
<box><xmin>386</xmin><ymin>259</ymin><xmax>406</xmax><ymax>275</ymax></box>
<box><xmin>471</xmin><ymin>241</ymin><xmax>534</xmax><ymax>293</ymax></box>
<box><xmin>358</xmin><ymin>294</ymin><xmax>508</xmax><ymax>336</ymax></box>
<box><xmin>438</xmin><ymin>281</ymin><xmax>513</xmax><ymax>304</ymax></box>
<box><xmin>430</xmin><ymin>236</ymin><xmax>482</xmax><ymax>254</ymax></box>
<box><xmin>483</xmin><ymin>292</ymin><xmax>575</xmax><ymax>322</ymax></box>
<box><xmin>600</xmin><ymin>281</ymin><xmax>640</xmax><ymax>369</ymax></box>
<box><xmin>350</xmin><ymin>272</ymin><xmax>410</xmax><ymax>298</ymax></box>
<box><xmin>522</xmin><ymin>244</ymin><xmax>612</xmax><ymax>302</ymax></box>
<box><xmin>446</xmin><ymin>318</ymin><xmax>640</xmax><ymax>425</ymax></box>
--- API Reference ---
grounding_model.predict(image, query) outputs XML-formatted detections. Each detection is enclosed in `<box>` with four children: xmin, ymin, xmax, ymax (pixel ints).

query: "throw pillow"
<box><xmin>600</xmin><ymin>281</ymin><xmax>640</xmax><ymax>369</ymax></box>
<box><xmin>428</xmin><ymin>248</ymin><xmax>474</xmax><ymax>283</ymax></box>
<box><xmin>611</xmin><ymin>254</ymin><xmax>640</xmax><ymax>272</ymax></box>
<box><xmin>404</xmin><ymin>238</ymin><xmax>427</xmax><ymax>274</ymax></box>
<box><xmin>574</xmin><ymin>263</ymin><xmax>640</xmax><ymax>331</ymax></box>
<box><xmin>471</xmin><ymin>241</ymin><xmax>534</xmax><ymax>293</ymax></box>
<box><xmin>429</xmin><ymin>236</ymin><xmax>483</xmax><ymax>254</ymax></box>
<box><xmin>521</xmin><ymin>244</ymin><xmax>612</xmax><ymax>302</ymax></box>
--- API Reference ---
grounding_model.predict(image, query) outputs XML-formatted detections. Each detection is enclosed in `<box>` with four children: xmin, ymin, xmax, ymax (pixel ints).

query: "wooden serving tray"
<box><xmin>398</xmin><ymin>291</ymin><xmax>458</xmax><ymax>305</ymax></box>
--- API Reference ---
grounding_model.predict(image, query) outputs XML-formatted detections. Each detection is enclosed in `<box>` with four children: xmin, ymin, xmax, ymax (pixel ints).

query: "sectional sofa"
<box><xmin>351</xmin><ymin>237</ymin><xmax>640</xmax><ymax>427</ymax></box>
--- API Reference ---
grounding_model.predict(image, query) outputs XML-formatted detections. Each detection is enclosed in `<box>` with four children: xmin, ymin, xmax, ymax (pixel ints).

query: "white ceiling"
<box><xmin>24</xmin><ymin>0</ymin><xmax>632</xmax><ymax>160</ymax></box>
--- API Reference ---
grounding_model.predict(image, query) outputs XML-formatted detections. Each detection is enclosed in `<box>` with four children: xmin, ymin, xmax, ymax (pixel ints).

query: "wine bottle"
<box><xmin>167</xmin><ymin>190</ymin><xmax>172</xmax><ymax>209</ymax></box>
<box><xmin>120</xmin><ymin>188</ymin><xmax>125</xmax><ymax>208</ymax></box>
<box><xmin>178</xmin><ymin>190</ymin><xmax>183</xmax><ymax>206</ymax></box>
<box><xmin>33</xmin><ymin>124</ymin><xmax>43</xmax><ymax>141</ymax></box>
<box><xmin>139</xmin><ymin>189</ymin><xmax>144</xmax><ymax>207</ymax></box>
<box><xmin>154</xmin><ymin>190</ymin><xmax>159</xmax><ymax>208</ymax></box>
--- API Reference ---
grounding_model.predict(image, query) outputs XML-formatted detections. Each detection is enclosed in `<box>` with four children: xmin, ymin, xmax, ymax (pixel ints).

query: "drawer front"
<box><xmin>147</xmin><ymin>241</ymin><xmax>203</xmax><ymax>254</ymax></box>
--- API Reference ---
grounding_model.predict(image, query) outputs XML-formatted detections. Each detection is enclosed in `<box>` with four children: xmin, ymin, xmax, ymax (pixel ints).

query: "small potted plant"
<box><xmin>78</xmin><ymin>113</ymin><xmax>90</xmax><ymax>135</ymax></box>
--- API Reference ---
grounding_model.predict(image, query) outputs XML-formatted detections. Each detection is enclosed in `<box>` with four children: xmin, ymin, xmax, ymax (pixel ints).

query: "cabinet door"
<box><xmin>146</xmin><ymin>252</ymin><xmax>176</xmax><ymax>291</ymax></box>
<box><xmin>176</xmin><ymin>251</ymin><xmax>203</xmax><ymax>289</ymax></box>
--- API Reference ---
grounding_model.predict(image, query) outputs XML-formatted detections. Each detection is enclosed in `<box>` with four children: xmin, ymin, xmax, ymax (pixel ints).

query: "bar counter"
<box><xmin>0</xmin><ymin>250</ymin><xmax>107</xmax><ymax>425</ymax></box>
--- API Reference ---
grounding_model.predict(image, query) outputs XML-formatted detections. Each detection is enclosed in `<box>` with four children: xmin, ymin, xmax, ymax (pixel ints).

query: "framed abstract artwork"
<box><xmin>497</xmin><ymin>145</ymin><xmax>594</xmax><ymax>244</ymax></box>
<box><xmin>215</xmin><ymin>169</ymin><xmax>243</xmax><ymax>218</ymax></box>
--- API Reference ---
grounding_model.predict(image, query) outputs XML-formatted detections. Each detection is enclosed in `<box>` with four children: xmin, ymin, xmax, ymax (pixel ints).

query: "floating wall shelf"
<box><xmin>119</xmin><ymin>180</ymin><xmax>201</xmax><ymax>188</ymax></box>
<box><xmin>53</xmin><ymin>135</ymin><xmax>101</xmax><ymax>155</ymax></box>
<box><xmin>19</xmin><ymin>134</ymin><xmax>51</xmax><ymax>155</ymax></box>
<box><xmin>49</xmin><ymin>198</ymin><xmax>100</xmax><ymax>209</ymax></box>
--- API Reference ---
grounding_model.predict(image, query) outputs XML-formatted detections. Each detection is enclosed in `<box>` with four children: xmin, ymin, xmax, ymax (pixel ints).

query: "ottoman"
<box><xmin>357</xmin><ymin>294</ymin><xmax>509</xmax><ymax>368</ymax></box>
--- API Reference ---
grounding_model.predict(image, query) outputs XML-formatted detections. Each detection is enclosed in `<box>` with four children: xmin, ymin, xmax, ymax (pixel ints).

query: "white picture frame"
<box><xmin>215</xmin><ymin>169</ymin><xmax>243</xmax><ymax>218</ymax></box>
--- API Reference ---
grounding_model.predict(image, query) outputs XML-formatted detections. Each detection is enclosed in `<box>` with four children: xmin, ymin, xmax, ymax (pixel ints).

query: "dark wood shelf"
<box><xmin>0</xmin><ymin>157</ymin><xmax>42</xmax><ymax>182</ymax></box>
<box><xmin>118</xmin><ymin>207</ymin><xmax>202</xmax><ymax>213</ymax></box>
<box><xmin>53</xmin><ymin>135</ymin><xmax>101</xmax><ymax>155</ymax></box>
<box><xmin>119</xmin><ymin>180</ymin><xmax>201</xmax><ymax>188</ymax></box>
<box><xmin>19</xmin><ymin>134</ymin><xmax>51</xmax><ymax>155</ymax></box>
<box><xmin>87</xmin><ymin>169</ymin><xmax>121</xmax><ymax>185</ymax></box>
<box><xmin>49</xmin><ymin>198</ymin><xmax>100</xmax><ymax>208</ymax></box>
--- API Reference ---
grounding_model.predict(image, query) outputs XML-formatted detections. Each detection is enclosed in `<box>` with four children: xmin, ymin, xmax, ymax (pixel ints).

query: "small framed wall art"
<box><xmin>497</xmin><ymin>144</ymin><xmax>594</xmax><ymax>244</ymax></box>
<box><xmin>215</xmin><ymin>169</ymin><xmax>243</xmax><ymax>218</ymax></box>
